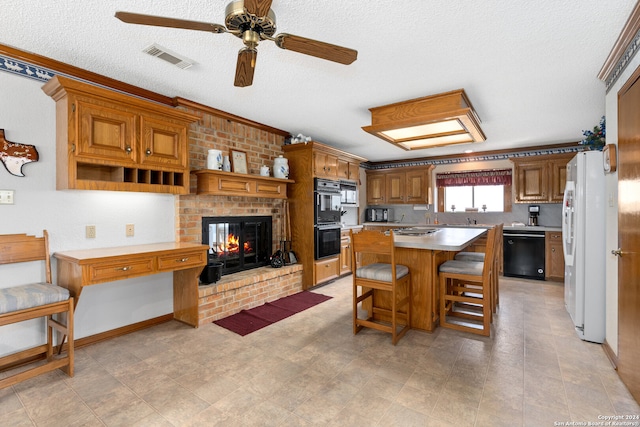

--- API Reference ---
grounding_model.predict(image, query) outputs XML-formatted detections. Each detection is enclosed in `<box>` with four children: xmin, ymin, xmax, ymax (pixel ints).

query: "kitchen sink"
<box><xmin>392</xmin><ymin>227</ymin><xmax>439</xmax><ymax>236</ymax></box>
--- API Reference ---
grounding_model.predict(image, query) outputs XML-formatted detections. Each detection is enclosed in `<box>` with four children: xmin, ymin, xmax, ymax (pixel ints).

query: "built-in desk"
<box><xmin>363</xmin><ymin>227</ymin><xmax>487</xmax><ymax>332</ymax></box>
<box><xmin>54</xmin><ymin>242</ymin><xmax>208</xmax><ymax>328</ymax></box>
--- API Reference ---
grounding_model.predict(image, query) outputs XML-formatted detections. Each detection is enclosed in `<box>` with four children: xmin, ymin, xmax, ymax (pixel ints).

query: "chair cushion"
<box><xmin>439</xmin><ymin>260</ymin><xmax>484</xmax><ymax>276</ymax></box>
<box><xmin>454</xmin><ymin>251</ymin><xmax>485</xmax><ymax>262</ymax></box>
<box><xmin>356</xmin><ymin>263</ymin><xmax>409</xmax><ymax>282</ymax></box>
<box><xmin>0</xmin><ymin>283</ymin><xmax>70</xmax><ymax>314</ymax></box>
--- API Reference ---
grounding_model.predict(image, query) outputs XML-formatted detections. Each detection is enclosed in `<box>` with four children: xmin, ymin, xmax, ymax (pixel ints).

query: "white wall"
<box><xmin>602</xmin><ymin>53</ymin><xmax>640</xmax><ymax>355</ymax></box>
<box><xmin>0</xmin><ymin>71</ymin><xmax>178</xmax><ymax>356</ymax></box>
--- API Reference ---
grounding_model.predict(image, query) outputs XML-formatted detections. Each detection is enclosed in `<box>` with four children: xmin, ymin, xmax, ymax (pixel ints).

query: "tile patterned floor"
<box><xmin>1</xmin><ymin>276</ymin><xmax>638</xmax><ymax>426</ymax></box>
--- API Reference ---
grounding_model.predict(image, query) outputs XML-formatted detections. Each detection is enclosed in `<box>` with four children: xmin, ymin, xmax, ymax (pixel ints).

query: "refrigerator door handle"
<box><xmin>562</xmin><ymin>180</ymin><xmax>576</xmax><ymax>266</ymax></box>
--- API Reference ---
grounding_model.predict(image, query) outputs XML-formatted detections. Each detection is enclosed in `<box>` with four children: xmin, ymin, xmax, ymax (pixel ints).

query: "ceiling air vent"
<box><xmin>142</xmin><ymin>44</ymin><xmax>194</xmax><ymax>69</ymax></box>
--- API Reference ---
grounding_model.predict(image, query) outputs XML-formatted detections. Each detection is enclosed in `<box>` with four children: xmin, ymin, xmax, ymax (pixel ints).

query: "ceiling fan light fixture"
<box><xmin>362</xmin><ymin>89</ymin><xmax>485</xmax><ymax>151</ymax></box>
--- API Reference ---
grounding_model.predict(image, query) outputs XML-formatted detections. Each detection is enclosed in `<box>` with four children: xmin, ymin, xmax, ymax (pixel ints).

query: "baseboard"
<box><xmin>603</xmin><ymin>339</ymin><xmax>619</xmax><ymax>369</ymax></box>
<box><xmin>62</xmin><ymin>313</ymin><xmax>174</xmax><ymax>351</ymax></box>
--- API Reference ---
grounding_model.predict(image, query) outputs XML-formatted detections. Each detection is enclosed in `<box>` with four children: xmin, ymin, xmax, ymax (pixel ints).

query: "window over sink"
<box><xmin>436</xmin><ymin>168</ymin><xmax>512</xmax><ymax>212</ymax></box>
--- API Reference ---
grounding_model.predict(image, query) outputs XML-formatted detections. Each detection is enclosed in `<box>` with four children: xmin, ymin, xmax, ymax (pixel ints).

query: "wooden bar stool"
<box><xmin>351</xmin><ymin>229</ymin><xmax>411</xmax><ymax>345</ymax></box>
<box><xmin>439</xmin><ymin>227</ymin><xmax>496</xmax><ymax>336</ymax></box>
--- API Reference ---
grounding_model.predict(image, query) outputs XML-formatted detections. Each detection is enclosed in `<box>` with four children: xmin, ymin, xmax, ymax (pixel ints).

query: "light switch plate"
<box><xmin>0</xmin><ymin>190</ymin><xmax>15</xmax><ymax>205</ymax></box>
<box><xmin>86</xmin><ymin>225</ymin><xmax>96</xmax><ymax>239</ymax></box>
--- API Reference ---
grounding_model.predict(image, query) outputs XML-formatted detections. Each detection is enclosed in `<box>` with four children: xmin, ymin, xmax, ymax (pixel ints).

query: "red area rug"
<box><xmin>213</xmin><ymin>291</ymin><xmax>332</xmax><ymax>336</ymax></box>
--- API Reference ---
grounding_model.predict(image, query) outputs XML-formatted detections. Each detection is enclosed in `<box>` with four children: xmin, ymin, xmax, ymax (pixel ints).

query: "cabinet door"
<box><xmin>366</xmin><ymin>173</ymin><xmax>386</xmax><ymax>204</ymax></box>
<box><xmin>515</xmin><ymin>161</ymin><xmax>548</xmax><ymax>202</ymax></box>
<box><xmin>549</xmin><ymin>159</ymin><xmax>569</xmax><ymax>202</ymax></box>
<box><xmin>315</xmin><ymin>256</ymin><xmax>339</xmax><ymax>284</ymax></box>
<box><xmin>339</xmin><ymin>236</ymin><xmax>352</xmax><ymax>275</ymax></box>
<box><xmin>139</xmin><ymin>115</ymin><xmax>188</xmax><ymax>168</ymax></box>
<box><xmin>313</xmin><ymin>151</ymin><xmax>338</xmax><ymax>178</ymax></box>
<box><xmin>76</xmin><ymin>98</ymin><xmax>137</xmax><ymax>163</ymax></box>
<box><xmin>545</xmin><ymin>232</ymin><xmax>564</xmax><ymax>281</ymax></box>
<box><xmin>385</xmin><ymin>172</ymin><xmax>405</xmax><ymax>203</ymax></box>
<box><xmin>337</xmin><ymin>158</ymin><xmax>350</xmax><ymax>180</ymax></box>
<box><xmin>405</xmin><ymin>169</ymin><xmax>429</xmax><ymax>204</ymax></box>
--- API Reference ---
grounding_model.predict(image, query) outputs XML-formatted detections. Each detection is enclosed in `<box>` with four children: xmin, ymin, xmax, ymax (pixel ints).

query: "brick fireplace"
<box><xmin>175</xmin><ymin>100</ymin><xmax>304</xmax><ymax>325</ymax></box>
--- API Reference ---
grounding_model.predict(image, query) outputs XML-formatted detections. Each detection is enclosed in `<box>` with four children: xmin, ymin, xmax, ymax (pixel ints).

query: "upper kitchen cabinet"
<box><xmin>284</xmin><ymin>141</ymin><xmax>366</xmax><ymax>181</ymax></box>
<box><xmin>366</xmin><ymin>166</ymin><xmax>432</xmax><ymax>205</ymax></box>
<box><xmin>42</xmin><ymin>76</ymin><xmax>198</xmax><ymax>194</ymax></box>
<box><xmin>511</xmin><ymin>154</ymin><xmax>572</xmax><ymax>203</ymax></box>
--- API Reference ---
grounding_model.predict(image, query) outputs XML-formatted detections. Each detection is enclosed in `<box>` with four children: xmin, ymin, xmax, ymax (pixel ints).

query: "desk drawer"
<box><xmin>88</xmin><ymin>257</ymin><xmax>155</xmax><ymax>282</ymax></box>
<box><xmin>157</xmin><ymin>250</ymin><xmax>206</xmax><ymax>271</ymax></box>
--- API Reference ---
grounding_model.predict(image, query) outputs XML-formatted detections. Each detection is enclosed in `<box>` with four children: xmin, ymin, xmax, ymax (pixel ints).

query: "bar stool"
<box><xmin>439</xmin><ymin>226</ymin><xmax>496</xmax><ymax>336</ymax></box>
<box><xmin>351</xmin><ymin>229</ymin><xmax>411</xmax><ymax>345</ymax></box>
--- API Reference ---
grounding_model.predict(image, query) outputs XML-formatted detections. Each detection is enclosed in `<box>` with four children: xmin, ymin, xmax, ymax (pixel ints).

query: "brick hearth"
<box><xmin>197</xmin><ymin>264</ymin><xmax>303</xmax><ymax>326</ymax></box>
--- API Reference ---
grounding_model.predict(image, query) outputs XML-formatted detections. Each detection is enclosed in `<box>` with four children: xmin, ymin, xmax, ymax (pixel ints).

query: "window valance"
<box><xmin>436</xmin><ymin>169</ymin><xmax>512</xmax><ymax>187</ymax></box>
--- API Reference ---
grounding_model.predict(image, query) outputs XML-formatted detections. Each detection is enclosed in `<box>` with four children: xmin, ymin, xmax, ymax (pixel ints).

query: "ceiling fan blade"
<box><xmin>243</xmin><ymin>0</ymin><xmax>273</xmax><ymax>17</ymax></box>
<box><xmin>115</xmin><ymin>11</ymin><xmax>227</xmax><ymax>33</ymax></box>
<box><xmin>234</xmin><ymin>48</ymin><xmax>257</xmax><ymax>87</ymax></box>
<box><xmin>275</xmin><ymin>33</ymin><xmax>357</xmax><ymax>65</ymax></box>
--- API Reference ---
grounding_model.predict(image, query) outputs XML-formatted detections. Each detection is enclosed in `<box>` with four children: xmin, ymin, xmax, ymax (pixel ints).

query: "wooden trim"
<box><xmin>0</xmin><ymin>43</ymin><xmax>174</xmax><ymax>106</ymax></box>
<box><xmin>602</xmin><ymin>339</ymin><xmax>619</xmax><ymax>369</ymax></box>
<box><xmin>619</xmin><ymin>61</ymin><xmax>640</xmax><ymax>97</ymax></box>
<box><xmin>0</xmin><ymin>43</ymin><xmax>290</xmax><ymax>135</ymax></box>
<box><xmin>366</xmin><ymin>142</ymin><xmax>578</xmax><ymax>168</ymax></box>
<box><xmin>173</xmin><ymin>98</ymin><xmax>289</xmax><ymax>136</ymax></box>
<box><xmin>598</xmin><ymin>2</ymin><xmax>640</xmax><ymax>83</ymax></box>
<box><xmin>59</xmin><ymin>314</ymin><xmax>174</xmax><ymax>352</ymax></box>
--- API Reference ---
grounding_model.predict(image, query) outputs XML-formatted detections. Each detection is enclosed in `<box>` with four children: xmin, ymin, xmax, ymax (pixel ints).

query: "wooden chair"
<box><xmin>439</xmin><ymin>226</ymin><xmax>497</xmax><ymax>336</ymax></box>
<box><xmin>0</xmin><ymin>231</ymin><xmax>74</xmax><ymax>389</ymax></box>
<box><xmin>453</xmin><ymin>223</ymin><xmax>503</xmax><ymax>313</ymax></box>
<box><xmin>350</xmin><ymin>229</ymin><xmax>411</xmax><ymax>345</ymax></box>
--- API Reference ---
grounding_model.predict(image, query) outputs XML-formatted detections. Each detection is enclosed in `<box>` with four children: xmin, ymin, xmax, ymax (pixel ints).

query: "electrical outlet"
<box><xmin>0</xmin><ymin>190</ymin><xmax>14</xmax><ymax>205</ymax></box>
<box><xmin>86</xmin><ymin>225</ymin><xmax>96</xmax><ymax>239</ymax></box>
<box><xmin>126</xmin><ymin>224</ymin><xmax>134</xmax><ymax>237</ymax></box>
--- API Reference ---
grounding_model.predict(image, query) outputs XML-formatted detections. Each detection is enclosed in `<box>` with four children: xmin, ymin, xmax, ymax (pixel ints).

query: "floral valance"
<box><xmin>436</xmin><ymin>169</ymin><xmax>512</xmax><ymax>187</ymax></box>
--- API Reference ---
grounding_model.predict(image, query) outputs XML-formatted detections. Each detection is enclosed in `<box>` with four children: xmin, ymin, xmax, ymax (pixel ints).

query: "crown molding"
<box><xmin>598</xmin><ymin>2</ymin><xmax>640</xmax><ymax>92</ymax></box>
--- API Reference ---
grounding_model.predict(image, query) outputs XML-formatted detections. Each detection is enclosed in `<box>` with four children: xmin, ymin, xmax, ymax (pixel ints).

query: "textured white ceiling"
<box><xmin>2</xmin><ymin>1</ymin><xmax>635</xmax><ymax>161</ymax></box>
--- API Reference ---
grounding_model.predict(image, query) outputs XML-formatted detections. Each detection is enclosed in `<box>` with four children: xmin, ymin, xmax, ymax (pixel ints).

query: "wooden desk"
<box><xmin>54</xmin><ymin>242</ymin><xmax>208</xmax><ymax>328</ymax></box>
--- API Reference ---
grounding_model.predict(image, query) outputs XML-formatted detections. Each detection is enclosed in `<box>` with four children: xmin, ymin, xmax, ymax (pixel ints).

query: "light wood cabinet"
<box><xmin>366</xmin><ymin>173</ymin><xmax>386</xmax><ymax>204</ymax></box>
<box><xmin>193</xmin><ymin>170</ymin><xmax>293</xmax><ymax>199</ymax></box>
<box><xmin>42</xmin><ymin>75</ymin><xmax>198</xmax><ymax>194</ymax></box>
<box><xmin>314</xmin><ymin>256</ymin><xmax>340</xmax><ymax>284</ymax></box>
<box><xmin>545</xmin><ymin>231</ymin><xmax>564</xmax><ymax>281</ymax></box>
<box><xmin>385</xmin><ymin>172</ymin><xmax>405</xmax><ymax>203</ymax></box>
<box><xmin>283</xmin><ymin>141</ymin><xmax>366</xmax><ymax>289</ymax></box>
<box><xmin>339</xmin><ymin>229</ymin><xmax>353</xmax><ymax>276</ymax></box>
<box><xmin>366</xmin><ymin>166</ymin><xmax>432</xmax><ymax>205</ymax></box>
<box><xmin>512</xmin><ymin>154</ymin><xmax>572</xmax><ymax>203</ymax></box>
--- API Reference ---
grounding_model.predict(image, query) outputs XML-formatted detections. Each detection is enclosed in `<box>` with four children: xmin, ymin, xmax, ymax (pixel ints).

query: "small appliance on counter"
<box><xmin>528</xmin><ymin>205</ymin><xmax>540</xmax><ymax>226</ymax></box>
<box><xmin>365</xmin><ymin>207</ymin><xmax>389</xmax><ymax>222</ymax></box>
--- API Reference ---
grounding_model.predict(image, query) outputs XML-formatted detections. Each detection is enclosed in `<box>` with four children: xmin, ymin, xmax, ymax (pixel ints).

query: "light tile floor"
<box><xmin>1</xmin><ymin>276</ymin><xmax>639</xmax><ymax>426</ymax></box>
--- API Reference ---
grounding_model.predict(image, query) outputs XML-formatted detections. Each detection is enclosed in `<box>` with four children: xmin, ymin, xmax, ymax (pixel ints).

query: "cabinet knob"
<box><xmin>146</xmin><ymin>149</ymin><xmax>152</xmax><ymax>156</ymax></box>
<box><xmin>125</xmin><ymin>145</ymin><xmax>132</xmax><ymax>154</ymax></box>
<box><xmin>178</xmin><ymin>257</ymin><xmax>189</xmax><ymax>262</ymax></box>
<box><xmin>117</xmin><ymin>266</ymin><xmax>131</xmax><ymax>271</ymax></box>
<box><xmin>611</xmin><ymin>248</ymin><xmax>624</xmax><ymax>257</ymax></box>
<box><xmin>552</xmin><ymin>248</ymin><xmax>555</xmax><ymax>252</ymax></box>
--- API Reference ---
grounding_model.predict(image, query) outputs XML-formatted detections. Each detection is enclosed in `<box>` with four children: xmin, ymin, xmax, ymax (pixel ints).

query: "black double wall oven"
<box><xmin>314</xmin><ymin>178</ymin><xmax>342</xmax><ymax>259</ymax></box>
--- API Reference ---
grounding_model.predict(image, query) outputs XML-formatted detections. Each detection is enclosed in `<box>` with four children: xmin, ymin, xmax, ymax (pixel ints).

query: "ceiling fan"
<box><xmin>115</xmin><ymin>0</ymin><xmax>358</xmax><ymax>87</ymax></box>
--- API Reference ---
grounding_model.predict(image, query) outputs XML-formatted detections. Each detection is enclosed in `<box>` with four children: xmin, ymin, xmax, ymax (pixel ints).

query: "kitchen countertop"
<box><xmin>341</xmin><ymin>224</ymin><xmax>364</xmax><ymax>230</ymax></box>
<box><xmin>392</xmin><ymin>227</ymin><xmax>487</xmax><ymax>251</ymax></box>
<box><xmin>362</xmin><ymin>222</ymin><xmax>561</xmax><ymax>232</ymax></box>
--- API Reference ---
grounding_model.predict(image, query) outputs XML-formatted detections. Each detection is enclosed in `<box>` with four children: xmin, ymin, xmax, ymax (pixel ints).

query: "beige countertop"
<box><xmin>362</xmin><ymin>222</ymin><xmax>562</xmax><ymax>232</ymax></box>
<box><xmin>392</xmin><ymin>227</ymin><xmax>487</xmax><ymax>251</ymax></box>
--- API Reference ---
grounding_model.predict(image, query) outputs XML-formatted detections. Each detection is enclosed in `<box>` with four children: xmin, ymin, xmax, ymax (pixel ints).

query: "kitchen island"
<box><xmin>361</xmin><ymin>227</ymin><xmax>487</xmax><ymax>332</ymax></box>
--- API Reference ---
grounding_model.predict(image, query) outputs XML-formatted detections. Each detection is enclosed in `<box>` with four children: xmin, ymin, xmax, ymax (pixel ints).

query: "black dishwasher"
<box><xmin>503</xmin><ymin>229</ymin><xmax>545</xmax><ymax>280</ymax></box>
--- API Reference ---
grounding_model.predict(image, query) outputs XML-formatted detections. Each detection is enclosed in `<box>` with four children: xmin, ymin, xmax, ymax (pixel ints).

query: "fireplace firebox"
<box><xmin>201</xmin><ymin>216</ymin><xmax>272</xmax><ymax>279</ymax></box>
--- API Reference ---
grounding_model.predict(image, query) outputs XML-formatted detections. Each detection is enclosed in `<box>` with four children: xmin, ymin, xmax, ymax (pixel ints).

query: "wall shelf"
<box><xmin>193</xmin><ymin>169</ymin><xmax>294</xmax><ymax>199</ymax></box>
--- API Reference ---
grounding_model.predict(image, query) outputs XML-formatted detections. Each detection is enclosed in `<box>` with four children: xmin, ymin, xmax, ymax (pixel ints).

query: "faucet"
<box><xmin>467</xmin><ymin>217</ymin><xmax>477</xmax><ymax>225</ymax></box>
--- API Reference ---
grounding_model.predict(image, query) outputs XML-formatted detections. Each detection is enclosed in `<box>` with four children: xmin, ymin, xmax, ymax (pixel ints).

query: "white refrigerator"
<box><xmin>562</xmin><ymin>151</ymin><xmax>606</xmax><ymax>343</ymax></box>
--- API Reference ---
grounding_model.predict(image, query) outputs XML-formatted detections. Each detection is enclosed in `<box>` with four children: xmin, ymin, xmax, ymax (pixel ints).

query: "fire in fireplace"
<box><xmin>201</xmin><ymin>216</ymin><xmax>272</xmax><ymax>278</ymax></box>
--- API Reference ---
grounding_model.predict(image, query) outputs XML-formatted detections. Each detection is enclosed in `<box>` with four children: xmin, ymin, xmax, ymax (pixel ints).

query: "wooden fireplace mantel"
<box><xmin>192</xmin><ymin>170</ymin><xmax>294</xmax><ymax>199</ymax></box>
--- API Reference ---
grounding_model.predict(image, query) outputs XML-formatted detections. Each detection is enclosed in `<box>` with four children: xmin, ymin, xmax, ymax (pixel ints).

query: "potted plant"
<box><xmin>580</xmin><ymin>116</ymin><xmax>606</xmax><ymax>151</ymax></box>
